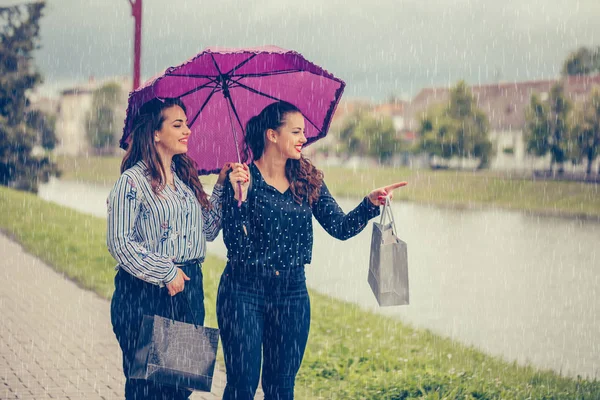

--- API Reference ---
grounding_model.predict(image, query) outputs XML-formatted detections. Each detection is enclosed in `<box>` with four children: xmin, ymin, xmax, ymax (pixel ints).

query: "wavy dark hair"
<box><xmin>121</xmin><ymin>98</ymin><xmax>210</xmax><ymax>208</ymax></box>
<box><xmin>243</xmin><ymin>101</ymin><xmax>323</xmax><ymax>205</ymax></box>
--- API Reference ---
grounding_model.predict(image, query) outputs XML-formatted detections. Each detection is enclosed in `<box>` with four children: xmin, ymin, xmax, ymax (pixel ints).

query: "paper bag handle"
<box><xmin>169</xmin><ymin>292</ymin><xmax>200</xmax><ymax>329</ymax></box>
<box><xmin>379</xmin><ymin>196</ymin><xmax>398</xmax><ymax>236</ymax></box>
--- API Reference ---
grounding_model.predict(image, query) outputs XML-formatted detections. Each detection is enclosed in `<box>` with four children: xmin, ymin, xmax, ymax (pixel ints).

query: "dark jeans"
<box><xmin>111</xmin><ymin>262</ymin><xmax>205</xmax><ymax>400</ymax></box>
<box><xmin>216</xmin><ymin>264</ymin><xmax>311</xmax><ymax>400</ymax></box>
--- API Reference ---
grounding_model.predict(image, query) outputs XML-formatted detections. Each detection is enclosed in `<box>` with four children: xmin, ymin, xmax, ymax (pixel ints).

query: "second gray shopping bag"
<box><xmin>368</xmin><ymin>196</ymin><xmax>409</xmax><ymax>306</ymax></box>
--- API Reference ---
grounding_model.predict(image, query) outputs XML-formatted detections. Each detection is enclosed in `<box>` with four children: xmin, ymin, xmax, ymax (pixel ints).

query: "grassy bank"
<box><xmin>54</xmin><ymin>155</ymin><xmax>124</xmax><ymax>186</ymax></box>
<box><xmin>322</xmin><ymin>166</ymin><xmax>600</xmax><ymax>219</ymax></box>
<box><xmin>55</xmin><ymin>155</ymin><xmax>600</xmax><ymax>219</ymax></box>
<box><xmin>1</xmin><ymin>185</ymin><xmax>598</xmax><ymax>399</ymax></box>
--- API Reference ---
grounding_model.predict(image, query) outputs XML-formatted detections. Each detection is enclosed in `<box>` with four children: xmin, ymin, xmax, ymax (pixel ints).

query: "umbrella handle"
<box><xmin>237</xmin><ymin>181</ymin><xmax>242</xmax><ymax>208</ymax></box>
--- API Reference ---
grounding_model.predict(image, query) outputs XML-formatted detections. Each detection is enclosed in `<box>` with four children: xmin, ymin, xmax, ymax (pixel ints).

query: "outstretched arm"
<box><xmin>366</xmin><ymin>181</ymin><xmax>408</xmax><ymax>206</ymax></box>
<box><xmin>312</xmin><ymin>181</ymin><xmax>408</xmax><ymax>241</ymax></box>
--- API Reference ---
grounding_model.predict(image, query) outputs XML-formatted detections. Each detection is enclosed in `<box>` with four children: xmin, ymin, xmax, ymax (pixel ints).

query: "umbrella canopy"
<box><xmin>121</xmin><ymin>45</ymin><xmax>345</xmax><ymax>174</ymax></box>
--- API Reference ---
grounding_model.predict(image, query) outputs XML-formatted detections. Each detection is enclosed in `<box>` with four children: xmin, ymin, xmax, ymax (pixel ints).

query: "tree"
<box><xmin>25</xmin><ymin>109</ymin><xmax>57</xmax><ymax>151</ymax></box>
<box><xmin>0</xmin><ymin>1</ymin><xmax>57</xmax><ymax>192</ymax></box>
<box><xmin>524</xmin><ymin>84</ymin><xmax>572</xmax><ymax>174</ymax></box>
<box><xmin>367</xmin><ymin>115</ymin><xmax>399</xmax><ymax>163</ymax></box>
<box><xmin>339</xmin><ymin>110</ymin><xmax>401</xmax><ymax>164</ymax></box>
<box><xmin>419</xmin><ymin>104</ymin><xmax>457</xmax><ymax>166</ymax></box>
<box><xmin>562</xmin><ymin>47</ymin><xmax>600</xmax><ymax>76</ymax></box>
<box><xmin>418</xmin><ymin>81</ymin><xmax>492</xmax><ymax>169</ymax></box>
<box><xmin>86</xmin><ymin>82</ymin><xmax>123</xmax><ymax>154</ymax></box>
<box><xmin>570</xmin><ymin>88</ymin><xmax>600</xmax><ymax>175</ymax></box>
<box><xmin>524</xmin><ymin>94</ymin><xmax>550</xmax><ymax>157</ymax></box>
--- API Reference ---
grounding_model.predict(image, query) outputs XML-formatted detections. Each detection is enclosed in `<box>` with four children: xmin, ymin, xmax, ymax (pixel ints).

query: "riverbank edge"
<box><xmin>383</xmin><ymin>196</ymin><xmax>600</xmax><ymax>222</ymax></box>
<box><xmin>1</xmin><ymin>185</ymin><xmax>598</xmax><ymax>399</ymax></box>
<box><xmin>58</xmin><ymin>175</ymin><xmax>600</xmax><ymax>222</ymax></box>
<box><xmin>54</xmin><ymin>156</ymin><xmax>600</xmax><ymax>220</ymax></box>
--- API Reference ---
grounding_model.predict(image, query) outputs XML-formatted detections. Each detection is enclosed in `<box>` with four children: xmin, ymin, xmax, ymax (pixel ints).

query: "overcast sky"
<box><xmin>8</xmin><ymin>0</ymin><xmax>600</xmax><ymax>100</ymax></box>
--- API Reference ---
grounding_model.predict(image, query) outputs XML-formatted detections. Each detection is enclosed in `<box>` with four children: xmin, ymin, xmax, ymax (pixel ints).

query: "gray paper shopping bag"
<box><xmin>368</xmin><ymin>197</ymin><xmax>409</xmax><ymax>306</ymax></box>
<box><xmin>129</xmin><ymin>295</ymin><xmax>219</xmax><ymax>391</ymax></box>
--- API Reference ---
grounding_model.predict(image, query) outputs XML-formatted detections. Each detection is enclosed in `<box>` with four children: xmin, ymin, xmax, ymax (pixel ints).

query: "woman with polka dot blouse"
<box><xmin>217</xmin><ymin>101</ymin><xmax>407</xmax><ymax>400</ymax></box>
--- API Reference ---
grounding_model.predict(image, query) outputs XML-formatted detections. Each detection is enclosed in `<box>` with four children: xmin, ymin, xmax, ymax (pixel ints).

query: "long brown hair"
<box><xmin>121</xmin><ymin>98</ymin><xmax>210</xmax><ymax>208</ymax></box>
<box><xmin>243</xmin><ymin>101</ymin><xmax>323</xmax><ymax>205</ymax></box>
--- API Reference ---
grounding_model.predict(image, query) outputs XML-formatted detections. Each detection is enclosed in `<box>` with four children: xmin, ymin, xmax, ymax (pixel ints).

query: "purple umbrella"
<box><xmin>121</xmin><ymin>45</ymin><xmax>346</xmax><ymax>175</ymax></box>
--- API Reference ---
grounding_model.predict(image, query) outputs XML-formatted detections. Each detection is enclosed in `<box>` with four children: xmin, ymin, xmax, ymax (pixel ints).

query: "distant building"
<box><xmin>402</xmin><ymin>74</ymin><xmax>600</xmax><ymax>172</ymax></box>
<box><xmin>312</xmin><ymin>99</ymin><xmax>412</xmax><ymax>167</ymax></box>
<box><xmin>306</xmin><ymin>98</ymin><xmax>375</xmax><ymax>162</ymax></box>
<box><xmin>330</xmin><ymin>98</ymin><xmax>374</xmax><ymax>125</ymax></box>
<box><xmin>373</xmin><ymin>101</ymin><xmax>406</xmax><ymax>131</ymax></box>
<box><xmin>54</xmin><ymin>76</ymin><xmax>130</xmax><ymax>156</ymax></box>
<box><xmin>28</xmin><ymin>95</ymin><xmax>59</xmax><ymax>116</ymax></box>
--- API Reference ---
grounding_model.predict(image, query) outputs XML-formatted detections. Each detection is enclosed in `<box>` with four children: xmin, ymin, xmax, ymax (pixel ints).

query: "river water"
<box><xmin>38</xmin><ymin>178</ymin><xmax>599</xmax><ymax>379</ymax></box>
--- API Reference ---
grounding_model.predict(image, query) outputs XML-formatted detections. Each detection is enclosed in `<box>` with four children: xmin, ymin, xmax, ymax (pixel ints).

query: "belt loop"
<box><xmin>173</xmin><ymin>258</ymin><xmax>203</xmax><ymax>268</ymax></box>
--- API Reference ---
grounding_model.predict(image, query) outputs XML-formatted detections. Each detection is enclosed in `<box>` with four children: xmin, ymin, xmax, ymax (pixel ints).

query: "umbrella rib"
<box><xmin>230</xmin><ymin>69</ymin><xmax>301</xmax><ymax>78</ymax></box>
<box><xmin>178</xmin><ymin>77</ymin><xmax>221</xmax><ymax>98</ymax></box>
<box><xmin>209</xmin><ymin>53</ymin><xmax>246</xmax><ymax>162</ymax></box>
<box><xmin>167</xmin><ymin>69</ymin><xmax>301</xmax><ymax>79</ymax></box>
<box><xmin>188</xmin><ymin>85</ymin><xmax>219</xmax><ymax>127</ymax></box>
<box><xmin>302</xmin><ymin>114</ymin><xmax>322</xmax><ymax>133</ymax></box>
<box><xmin>233</xmin><ymin>81</ymin><xmax>323</xmax><ymax>134</ymax></box>
<box><xmin>233</xmin><ymin>80</ymin><xmax>287</xmax><ymax>102</ymax></box>
<box><xmin>209</xmin><ymin>53</ymin><xmax>225</xmax><ymax>76</ymax></box>
<box><xmin>225</xmin><ymin>54</ymin><xmax>258</xmax><ymax>76</ymax></box>
<box><xmin>165</xmin><ymin>73</ymin><xmax>222</xmax><ymax>79</ymax></box>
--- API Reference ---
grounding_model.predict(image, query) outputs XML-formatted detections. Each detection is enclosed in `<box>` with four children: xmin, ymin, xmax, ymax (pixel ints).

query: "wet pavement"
<box><xmin>0</xmin><ymin>233</ymin><xmax>237</xmax><ymax>399</ymax></box>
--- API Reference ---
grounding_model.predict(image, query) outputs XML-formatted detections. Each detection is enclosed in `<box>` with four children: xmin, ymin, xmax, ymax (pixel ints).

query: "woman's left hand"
<box><xmin>368</xmin><ymin>181</ymin><xmax>408</xmax><ymax>206</ymax></box>
<box><xmin>216</xmin><ymin>163</ymin><xmax>232</xmax><ymax>185</ymax></box>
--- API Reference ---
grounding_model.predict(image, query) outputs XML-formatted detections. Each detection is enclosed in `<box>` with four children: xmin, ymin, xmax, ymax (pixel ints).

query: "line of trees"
<box><xmin>418</xmin><ymin>81</ymin><xmax>492</xmax><ymax>169</ymax></box>
<box><xmin>525</xmin><ymin>84</ymin><xmax>600</xmax><ymax>175</ymax></box>
<box><xmin>337</xmin><ymin>110</ymin><xmax>402</xmax><ymax>164</ymax></box>
<box><xmin>0</xmin><ymin>1</ymin><xmax>58</xmax><ymax>192</ymax></box>
<box><xmin>330</xmin><ymin>82</ymin><xmax>494</xmax><ymax>170</ymax></box>
<box><xmin>562</xmin><ymin>47</ymin><xmax>600</xmax><ymax>76</ymax></box>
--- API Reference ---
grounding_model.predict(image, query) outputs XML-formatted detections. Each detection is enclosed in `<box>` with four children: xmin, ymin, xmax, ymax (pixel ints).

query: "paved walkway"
<box><xmin>0</xmin><ymin>233</ymin><xmax>240</xmax><ymax>399</ymax></box>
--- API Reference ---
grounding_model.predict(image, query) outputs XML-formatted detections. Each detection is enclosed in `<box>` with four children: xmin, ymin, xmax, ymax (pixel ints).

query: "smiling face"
<box><xmin>268</xmin><ymin>111</ymin><xmax>307</xmax><ymax>160</ymax></box>
<box><xmin>154</xmin><ymin>105</ymin><xmax>190</xmax><ymax>159</ymax></box>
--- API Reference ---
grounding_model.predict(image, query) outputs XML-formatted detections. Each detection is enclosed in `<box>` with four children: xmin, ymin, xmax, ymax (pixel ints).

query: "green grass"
<box><xmin>322</xmin><ymin>166</ymin><xmax>600</xmax><ymax>219</ymax></box>
<box><xmin>54</xmin><ymin>155</ymin><xmax>125</xmax><ymax>186</ymax></box>
<box><xmin>56</xmin><ymin>156</ymin><xmax>600</xmax><ymax>219</ymax></box>
<box><xmin>1</xmin><ymin>185</ymin><xmax>598</xmax><ymax>399</ymax></box>
<box><xmin>0</xmin><ymin>184</ymin><xmax>116</xmax><ymax>298</ymax></box>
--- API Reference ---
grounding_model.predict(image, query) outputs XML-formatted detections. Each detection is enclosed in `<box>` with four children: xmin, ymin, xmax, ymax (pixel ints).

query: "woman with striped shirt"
<box><xmin>107</xmin><ymin>98</ymin><xmax>228</xmax><ymax>399</ymax></box>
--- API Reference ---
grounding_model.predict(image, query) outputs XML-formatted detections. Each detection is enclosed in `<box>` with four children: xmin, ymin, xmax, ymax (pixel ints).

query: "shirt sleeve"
<box><xmin>106</xmin><ymin>172</ymin><xmax>177</xmax><ymax>286</ymax></box>
<box><xmin>312</xmin><ymin>181</ymin><xmax>381</xmax><ymax>241</ymax></box>
<box><xmin>202</xmin><ymin>183</ymin><xmax>224</xmax><ymax>242</ymax></box>
<box><xmin>221</xmin><ymin>174</ymin><xmax>252</xmax><ymax>255</ymax></box>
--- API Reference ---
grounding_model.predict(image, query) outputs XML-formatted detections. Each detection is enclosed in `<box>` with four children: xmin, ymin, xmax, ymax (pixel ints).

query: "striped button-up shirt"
<box><xmin>107</xmin><ymin>160</ymin><xmax>223</xmax><ymax>286</ymax></box>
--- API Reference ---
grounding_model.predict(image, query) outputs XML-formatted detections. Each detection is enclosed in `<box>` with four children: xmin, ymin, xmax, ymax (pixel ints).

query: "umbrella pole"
<box><xmin>210</xmin><ymin>55</ymin><xmax>245</xmax><ymax>207</ymax></box>
<box><xmin>223</xmin><ymin>87</ymin><xmax>244</xmax><ymax>208</ymax></box>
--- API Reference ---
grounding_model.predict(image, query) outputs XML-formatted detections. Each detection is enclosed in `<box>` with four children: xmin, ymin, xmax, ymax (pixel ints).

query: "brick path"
<box><xmin>0</xmin><ymin>233</ymin><xmax>241</xmax><ymax>399</ymax></box>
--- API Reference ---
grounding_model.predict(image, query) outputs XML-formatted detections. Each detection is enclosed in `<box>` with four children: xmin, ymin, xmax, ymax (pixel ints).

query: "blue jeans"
<box><xmin>216</xmin><ymin>264</ymin><xmax>311</xmax><ymax>400</ymax></box>
<box><xmin>111</xmin><ymin>263</ymin><xmax>205</xmax><ymax>400</ymax></box>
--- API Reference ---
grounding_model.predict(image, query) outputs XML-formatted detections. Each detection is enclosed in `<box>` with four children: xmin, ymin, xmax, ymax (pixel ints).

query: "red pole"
<box><xmin>131</xmin><ymin>0</ymin><xmax>142</xmax><ymax>90</ymax></box>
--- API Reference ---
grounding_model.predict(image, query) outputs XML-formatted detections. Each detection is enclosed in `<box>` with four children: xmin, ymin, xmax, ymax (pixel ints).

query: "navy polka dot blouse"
<box><xmin>222</xmin><ymin>163</ymin><xmax>380</xmax><ymax>276</ymax></box>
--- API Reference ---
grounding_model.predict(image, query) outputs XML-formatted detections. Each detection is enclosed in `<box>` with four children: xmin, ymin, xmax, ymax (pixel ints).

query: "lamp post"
<box><xmin>128</xmin><ymin>0</ymin><xmax>142</xmax><ymax>90</ymax></box>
